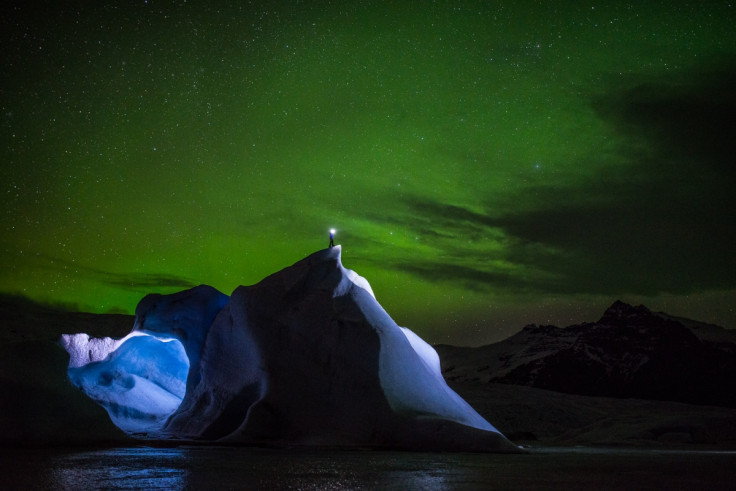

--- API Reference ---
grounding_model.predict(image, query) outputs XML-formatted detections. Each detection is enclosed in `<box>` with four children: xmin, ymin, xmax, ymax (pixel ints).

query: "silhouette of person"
<box><xmin>329</xmin><ymin>229</ymin><xmax>335</xmax><ymax>248</ymax></box>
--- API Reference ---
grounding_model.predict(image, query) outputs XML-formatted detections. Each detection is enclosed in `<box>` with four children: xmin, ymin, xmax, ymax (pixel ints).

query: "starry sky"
<box><xmin>2</xmin><ymin>1</ymin><xmax>735</xmax><ymax>345</ymax></box>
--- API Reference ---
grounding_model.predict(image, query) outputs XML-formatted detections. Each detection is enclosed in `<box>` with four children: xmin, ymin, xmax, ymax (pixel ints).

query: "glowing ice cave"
<box><xmin>63</xmin><ymin>332</ymin><xmax>190</xmax><ymax>434</ymax></box>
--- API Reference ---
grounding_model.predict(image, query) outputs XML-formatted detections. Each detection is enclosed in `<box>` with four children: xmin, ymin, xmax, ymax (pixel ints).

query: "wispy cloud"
<box><xmin>33</xmin><ymin>254</ymin><xmax>198</xmax><ymax>291</ymax></box>
<box><xmin>353</xmin><ymin>62</ymin><xmax>736</xmax><ymax>298</ymax></box>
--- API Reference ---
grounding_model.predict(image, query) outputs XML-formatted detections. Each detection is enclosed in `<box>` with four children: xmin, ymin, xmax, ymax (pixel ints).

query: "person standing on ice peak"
<box><xmin>329</xmin><ymin>228</ymin><xmax>335</xmax><ymax>248</ymax></box>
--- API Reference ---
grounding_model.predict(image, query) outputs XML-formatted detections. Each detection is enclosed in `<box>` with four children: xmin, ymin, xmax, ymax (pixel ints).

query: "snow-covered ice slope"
<box><xmin>61</xmin><ymin>247</ymin><xmax>519</xmax><ymax>451</ymax></box>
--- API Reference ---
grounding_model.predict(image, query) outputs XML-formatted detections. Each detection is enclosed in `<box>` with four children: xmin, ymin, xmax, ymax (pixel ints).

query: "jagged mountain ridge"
<box><xmin>436</xmin><ymin>301</ymin><xmax>736</xmax><ymax>408</ymax></box>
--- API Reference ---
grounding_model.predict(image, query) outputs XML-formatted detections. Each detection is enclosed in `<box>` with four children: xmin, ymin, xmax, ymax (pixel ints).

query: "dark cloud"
<box><xmin>495</xmin><ymin>200</ymin><xmax>735</xmax><ymax>295</ymax></box>
<box><xmin>392</xmin><ymin>260</ymin><xmax>545</xmax><ymax>294</ymax></box>
<box><xmin>592</xmin><ymin>60</ymin><xmax>736</xmax><ymax>178</ymax></box>
<box><xmin>383</xmin><ymin>63</ymin><xmax>736</xmax><ymax>297</ymax></box>
<box><xmin>35</xmin><ymin>254</ymin><xmax>198</xmax><ymax>292</ymax></box>
<box><xmin>397</xmin><ymin>182</ymin><xmax>733</xmax><ymax>297</ymax></box>
<box><xmin>362</xmin><ymin>198</ymin><xmax>497</xmax><ymax>244</ymax></box>
<box><xmin>102</xmin><ymin>272</ymin><xmax>199</xmax><ymax>290</ymax></box>
<box><xmin>359</xmin><ymin>196</ymin><xmax>559</xmax><ymax>294</ymax></box>
<box><xmin>0</xmin><ymin>291</ymin><xmax>85</xmax><ymax>313</ymax></box>
<box><xmin>560</xmin><ymin>62</ymin><xmax>736</xmax><ymax>293</ymax></box>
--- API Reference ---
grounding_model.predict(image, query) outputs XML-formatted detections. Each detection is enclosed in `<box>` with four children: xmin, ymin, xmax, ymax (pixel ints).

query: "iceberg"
<box><xmin>61</xmin><ymin>247</ymin><xmax>519</xmax><ymax>451</ymax></box>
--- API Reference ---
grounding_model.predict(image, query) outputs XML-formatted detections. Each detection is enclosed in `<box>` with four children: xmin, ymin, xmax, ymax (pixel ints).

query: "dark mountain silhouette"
<box><xmin>437</xmin><ymin>301</ymin><xmax>736</xmax><ymax>408</ymax></box>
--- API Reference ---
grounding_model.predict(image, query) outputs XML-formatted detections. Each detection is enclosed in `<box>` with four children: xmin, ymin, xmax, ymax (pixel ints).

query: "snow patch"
<box><xmin>400</xmin><ymin>326</ymin><xmax>442</xmax><ymax>378</ymax></box>
<box><xmin>344</xmin><ymin>267</ymin><xmax>375</xmax><ymax>298</ymax></box>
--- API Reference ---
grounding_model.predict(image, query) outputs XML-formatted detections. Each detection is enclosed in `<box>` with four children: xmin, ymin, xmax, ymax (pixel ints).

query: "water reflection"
<box><xmin>40</xmin><ymin>447</ymin><xmax>453</xmax><ymax>490</ymax></box>
<box><xmin>1</xmin><ymin>445</ymin><xmax>734</xmax><ymax>490</ymax></box>
<box><xmin>32</xmin><ymin>446</ymin><xmax>459</xmax><ymax>490</ymax></box>
<box><xmin>51</xmin><ymin>448</ymin><xmax>188</xmax><ymax>490</ymax></box>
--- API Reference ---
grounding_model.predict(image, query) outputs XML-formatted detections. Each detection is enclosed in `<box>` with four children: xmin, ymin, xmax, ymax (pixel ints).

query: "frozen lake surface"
<box><xmin>2</xmin><ymin>445</ymin><xmax>735</xmax><ymax>490</ymax></box>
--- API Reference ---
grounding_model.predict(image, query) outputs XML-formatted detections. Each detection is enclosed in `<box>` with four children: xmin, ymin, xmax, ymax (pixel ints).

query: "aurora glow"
<box><xmin>2</xmin><ymin>2</ymin><xmax>735</xmax><ymax>345</ymax></box>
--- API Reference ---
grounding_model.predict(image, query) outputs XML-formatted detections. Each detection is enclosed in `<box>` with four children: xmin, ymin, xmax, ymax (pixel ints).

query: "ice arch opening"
<box><xmin>63</xmin><ymin>332</ymin><xmax>190</xmax><ymax>435</ymax></box>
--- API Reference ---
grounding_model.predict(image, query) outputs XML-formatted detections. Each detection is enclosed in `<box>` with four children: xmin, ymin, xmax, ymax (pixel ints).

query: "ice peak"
<box><xmin>308</xmin><ymin>244</ymin><xmax>341</xmax><ymax>262</ymax></box>
<box><xmin>258</xmin><ymin>246</ymin><xmax>375</xmax><ymax>299</ymax></box>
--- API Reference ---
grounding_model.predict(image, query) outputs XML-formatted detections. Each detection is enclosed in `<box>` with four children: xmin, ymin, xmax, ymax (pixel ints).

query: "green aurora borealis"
<box><xmin>2</xmin><ymin>1</ymin><xmax>735</xmax><ymax>345</ymax></box>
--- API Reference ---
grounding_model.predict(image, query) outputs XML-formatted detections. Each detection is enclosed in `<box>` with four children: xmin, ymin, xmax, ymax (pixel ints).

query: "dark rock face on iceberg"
<box><xmin>62</xmin><ymin>247</ymin><xmax>519</xmax><ymax>452</ymax></box>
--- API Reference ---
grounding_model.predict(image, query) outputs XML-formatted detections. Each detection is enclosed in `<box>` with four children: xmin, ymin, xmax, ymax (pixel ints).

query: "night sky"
<box><xmin>2</xmin><ymin>1</ymin><xmax>735</xmax><ymax>345</ymax></box>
